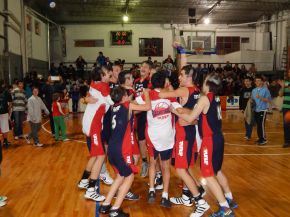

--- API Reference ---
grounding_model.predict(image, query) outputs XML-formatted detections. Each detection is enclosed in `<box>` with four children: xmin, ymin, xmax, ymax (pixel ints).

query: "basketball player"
<box><xmin>78</xmin><ymin>67</ymin><xmax>113</xmax><ymax>202</ymax></box>
<box><xmin>136</xmin><ymin>71</ymin><xmax>175</xmax><ymax>208</ymax></box>
<box><xmin>134</xmin><ymin>61</ymin><xmax>152</xmax><ymax>177</ymax></box>
<box><xmin>172</xmin><ymin>73</ymin><xmax>237</xmax><ymax>217</ymax></box>
<box><xmin>99</xmin><ymin>86</ymin><xmax>151</xmax><ymax>217</ymax></box>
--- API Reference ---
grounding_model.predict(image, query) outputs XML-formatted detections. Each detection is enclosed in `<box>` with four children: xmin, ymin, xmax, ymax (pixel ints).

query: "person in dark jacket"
<box><xmin>42</xmin><ymin>77</ymin><xmax>55</xmax><ymax>135</ymax></box>
<box><xmin>239</xmin><ymin>77</ymin><xmax>254</xmax><ymax>140</ymax></box>
<box><xmin>70</xmin><ymin>84</ymin><xmax>80</xmax><ymax>113</ymax></box>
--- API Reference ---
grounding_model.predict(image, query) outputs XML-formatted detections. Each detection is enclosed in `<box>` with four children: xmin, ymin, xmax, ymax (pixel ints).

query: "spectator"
<box><xmin>58</xmin><ymin>62</ymin><xmax>66</xmax><ymax>78</ymax></box>
<box><xmin>49</xmin><ymin>63</ymin><xmax>58</xmax><ymax>76</ymax></box>
<box><xmin>0</xmin><ymin>80</ymin><xmax>12</xmax><ymax>148</ymax></box>
<box><xmin>105</xmin><ymin>57</ymin><xmax>113</xmax><ymax>68</ymax></box>
<box><xmin>240</xmin><ymin>64</ymin><xmax>248</xmax><ymax>78</ymax></box>
<box><xmin>67</xmin><ymin>64</ymin><xmax>76</xmax><ymax>79</ymax></box>
<box><xmin>27</xmin><ymin>87</ymin><xmax>50</xmax><ymax>147</ymax></box>
<box><xmin>239</xmin><ymin>77</ymin><xmax>254</xmax><ymax>140</ymax></box>
<box><xmin>224</xmin><ymin>61</ymin><xmax>232</xmax><ymax>72</ymax></box>
<box><xmin>0</xmin><ymin>131</ymin><xmax>7</xmax><ymax>207</ymax></box>
<box><xmin>70</xmin><ymin>84</ymin><xmax>80</xmax><ymax>113</ymax></box>
<box><xmin>233</xmin><ymin>64</ymin><xmax>241</xmax><ymax>76</ymax></box>
<box><xmin>163</xmin><ymin>58</ymin><xmax>174</xmax><ymax>71</ymax></box>
<box><xmin>96</xmin><ymin>52</ymin><xmax>106</xmax><ymax>67</ymax></box>
<box><xmin>12</xmin><ymin>81</ymin><xmax>27</xmax><ymax>140</ymax></box>
<box><xmin>278</xmin><ymin>69</ymin><xmax>290</xmax><ymax>148</ymax></box>
<box><xmin>248</xmin><ymin>63</ymin><xmax>257</xmax><ymax>78</ymax></box>
<box><xmin>52</xmin><ymin>93</ymin><xmax>68</xmax><ymax>142</ymax></box>
<box><xmin>251</xmin><ymin>75</ymin><xmax>271</xmax><ymax>145</ymax></box>
<box><xmin>209</xmin><ymin>64</ymin><xmax>215</xmax><ymax>73</ymax></box>
<box><xmin>42</xmin><ymin>77</ymin><xmax>55</xmax><ymax>136</ymax></box>
<box><xmin>75</xmin><ymin>55</ymin><xmax>87</xmax><ymax>78</ymax></box>
<box><xmin>216</xmin><ymin>64</ymin><xmax>223</xmax><ymax>74</ymax></box>
<box><xmin>163</xmin><ymin>55</ymin><xmax>174</xmax><ymax>64</ymax></box>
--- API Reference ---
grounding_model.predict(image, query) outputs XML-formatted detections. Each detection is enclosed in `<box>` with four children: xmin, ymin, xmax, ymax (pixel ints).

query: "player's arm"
<box><xmin>130</xmin><ymin>89</ymin><xmax>151</xmax><ymax>111</ymax></box>
<box><xmin>57</xmin><ymin>102</ymin><xmax>65</xmax><ymax>116</ymax></box>
<box><xmin>159</xmin><ymin>87</ymin><xmax>188</xmax><ymax>99</ymax></box>
<box><xmin>172</xmin><ymin>96</ymin><xmax>208</xmax><ymax>122</ymax></box>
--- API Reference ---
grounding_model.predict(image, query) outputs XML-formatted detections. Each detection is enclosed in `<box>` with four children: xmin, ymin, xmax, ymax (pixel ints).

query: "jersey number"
<box><xmin>112</xmin><ymin>115</ymin><xmax>117</xmax><ymax>130</ymax></box>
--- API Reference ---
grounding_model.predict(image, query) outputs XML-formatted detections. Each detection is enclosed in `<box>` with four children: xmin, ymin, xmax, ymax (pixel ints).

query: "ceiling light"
<box><xmin>49</xmin><ymin>1</ymin><xmax>56</xmax><ymax>8</ymax></box>
<box><xmin>123</xmin><ymin>14</ymin><xmax>129</xmax><ymax>22</ymax></box>
<box><xmin>204</xmin><ymin>17</ymin><xmax>210</xmax><ymax>25</ymax></box>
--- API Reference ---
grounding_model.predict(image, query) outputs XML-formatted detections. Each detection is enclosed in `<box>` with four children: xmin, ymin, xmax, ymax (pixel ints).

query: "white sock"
<box><xmin>149</xmin><ymin>188</ymin><xmax>155</xmax><ymax>192</ymax></box>
<box><xmin>102</xmin><ymin>202</ymin><xmax>110</xmax><ymax>206</ymax></box>
<box><xmin>225</xmin><ymin>192</ymin><xmax>233</xmax><ymax>200</ymax></box>
<box><xmin>219</xmin><ymin>201</ymin><xmax>230</xmax><ymax>208</ymax></box>
<box><xmin>162</xmin><ymin>192</ymin><xmax>168</xmax><ymax>199</ymax></box>
<box><xmin>156</xmin><ymin>171</ymin><xmax>162</xmax><ymax>177</ymax></box>
<box><xmin>111</xmin><ymin>206</ymin><xmax>120</xmax><ymax>210</ymax></box>
<box><xmin>183</xmin><ymin>186</ymin><xmax>189</xmax><ymax>191</ymax></box>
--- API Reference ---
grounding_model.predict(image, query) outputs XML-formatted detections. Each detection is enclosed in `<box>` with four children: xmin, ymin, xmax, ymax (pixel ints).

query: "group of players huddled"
<box><xmin>77</xmin><ymin>43</ymin><xmax>238</xmax><ymax>217</ymax></box>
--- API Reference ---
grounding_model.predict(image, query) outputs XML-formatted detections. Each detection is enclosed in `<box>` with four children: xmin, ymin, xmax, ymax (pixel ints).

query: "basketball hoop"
<box><xmin>195</xmin><ymin>47</ymin><xmax>204</xmax><ymax>56</ymax></box>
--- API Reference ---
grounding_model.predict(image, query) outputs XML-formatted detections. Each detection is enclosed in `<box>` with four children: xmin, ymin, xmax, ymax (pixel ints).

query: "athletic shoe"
<box><xmin>244</xmin><ymin>136</ymin><xmax>250</xmax><ymax>140</ymax></box>
<box><xmin>99</xmin><ymin>204</ymin><xmax>111</xmax><ymax>214</ymax></box>
<box><xmin>63</xmin><ymin>138</ymin><xmax>70</xmax><ymax>142</ymax></box>
<box><xmin>148</xmin><ymin>191</ymin><xmax>156</xmax><ymax>203</ymax></box>
<box><xmin>226</xmin><ymin>198</ymin><xmax>238</xmax><ymax>209</ymax></box>
<box><xmin>0</xmin><ymin>196</ymin><xmax>7</xmax><ymax>202</ymax></box>
<box><xmin>125</xmin><ymin>191</ymin><xmax>140</xmax><ymax>201</ymax></box>
<box><xmin>190</xmin><ymin>199</ymin><xmax>210</xmax><ymax>217</ymax></box>
<box><xmin>170</xmin><ymin>194</ymin><xmax>193</xmax><ymax>207</ymax></box>
<box><xmin>100</xmin><ymin>171</ymin><xmax>114</xmax><ymax>185</ymax></box>
<box><xmin>257</xmin><ymin>140</ymin><xmax>267</xmax><ymax>145</ymax></box>
<box><xmin>155</xmin><ymin>175</ymin><xmax>163</xmax><ymax>190</ymax></box>
<box><xmin>14</xmin><ymin>136</ymin><xmax>19</xmax><ymax>140</ymax></box>
<box><xmin>140</xmin><ymin>161</ymin><xmax>149</xmax><ymax>178</ymax></box>
<box><xmin>78</xmin><ymin>179</ymin><xmax>89</xmax><ymax>189</ymax></box>
<box><xmin>84</xmin><ymin>187</ymin><xmax>105</xmax><ymax>202</ymax></box>
<box><xmin>34</xmin><ymin>143</ymin><xmax>44</xmax><ymax>147</ymax></box>
<box><xmin>209</xmin><ymin>207</ymin><xmax>235</xmax><ymax>217</ymax></box>
<box><xmin>198</xmin><ymin>185</ymin><xmax>206</xmax><ymax>197</ymax></box>
<box><xmin>0</xmin><ymin>201</ymin><xmax>6</xmax><ymax>207</ymax></box>
<box><xmin>109</xmin><ymin>209</ymin><xmax>129</xmax><ymax>217</ymax></box>
<box><xmin>160</xmin><ymin>197</ymin><xmax>171</xmax><ymax>208</ymax></box>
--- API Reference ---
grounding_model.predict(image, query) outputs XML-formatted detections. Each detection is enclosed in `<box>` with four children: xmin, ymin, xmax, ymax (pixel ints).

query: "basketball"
<box><xmin>285</xmin><ymin>111</ymin><xmax>290</xmax><ymax>123</ymax></box>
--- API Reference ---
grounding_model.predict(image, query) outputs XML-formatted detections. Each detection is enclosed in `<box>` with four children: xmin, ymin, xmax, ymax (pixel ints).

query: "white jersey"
<box><xmin>82</xmin><ymin>81</ymin><xmax>113</xmax><ymax>136</ymax></box>
<box><xmin>136</xmin><ymin>89</ymin><xmax>175</xmax><ymax>151</ymax></box>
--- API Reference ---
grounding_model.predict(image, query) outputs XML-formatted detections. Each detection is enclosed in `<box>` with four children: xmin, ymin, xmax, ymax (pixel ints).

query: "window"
<box><xmin>216</xmin><ymin>36</ymin><xmax>240</xmax><ymax>55</ymax></box>
<box><xmin>35</xmin><ymin>20</ymin><xmax>41</xmax><ymax>35</ymax></box>
<box><xmin>241</xmin><ymin>37</ymin><xmax>250</xmax><ymax>43</ymax></box>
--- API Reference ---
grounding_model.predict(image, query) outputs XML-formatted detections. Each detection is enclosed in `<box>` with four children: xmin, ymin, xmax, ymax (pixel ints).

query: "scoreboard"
<box><xmin>111</xmin><ymin>31</ymin><xmax>132</xmax><ymax>45</ymax></box>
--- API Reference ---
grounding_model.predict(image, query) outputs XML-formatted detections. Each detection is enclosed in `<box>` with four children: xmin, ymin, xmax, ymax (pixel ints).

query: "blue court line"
<box><xmin>95</xmin><ymin>179</ymin><xmax>100</xmax><ymax>217</ymax></box>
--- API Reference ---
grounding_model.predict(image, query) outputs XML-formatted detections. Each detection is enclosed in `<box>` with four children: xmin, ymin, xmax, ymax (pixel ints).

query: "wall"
<box><xmin>0</xmin><ymin>0</ymin><xmax>4</xmax><ymax>80</ymax></box>
<box><xmin>7</xmin><ymin>0</ymin><xmax>21</xmax><ymax>55</ymax></box>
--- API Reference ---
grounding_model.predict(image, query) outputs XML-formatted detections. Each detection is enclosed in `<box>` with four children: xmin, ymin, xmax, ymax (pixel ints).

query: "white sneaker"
<box><xmin>34</xmin><ymin>143</ymin><xmax>44</xmax><ymax>147</ymax></box>
<box><xmin>170</xmin><ymin>194</ymin><xmax>193</xmax><ymax>207</ymax></box>
<box><xmin>78</xmin><ymin>179</ymin><xmax>89</xmax><ymax>189</ymax></box>
<box><xmin>63</xmin><ymin>139</ymin><xmax>70</xmax><ymax>142</ymax></box>
<box><xmin>84</xmin><ymin>187</ymin><xmax>105</xmax><ymax>202</ymax></box>
<box><xmin>14</xmin><ymin>136</ymin><xmax>19</xmax><ymax>140</ymax></box>
<box><xmin>100</xmin><ymin>172</ymin><xmax>113</xmax><ymax>185</ymax></box>
<box><xmin>190</xmin><ymin>199</ymin><xmax>210</xmax><ymax>217</ymax></box>
<box><xmin>0</xmin><ymin>201</ymin><xmax>6</xmax><ymax>207</ymax></box>
<box><xmin>140</xmin><ymin>161</ymin><xmax>149</xmax><ymax>178</ymax></box>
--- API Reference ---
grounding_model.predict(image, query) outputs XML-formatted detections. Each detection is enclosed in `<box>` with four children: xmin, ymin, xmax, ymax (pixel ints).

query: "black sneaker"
<box><xmin>99</xmin><ymin>204</ymin><xmax>112</xmax><ymax>214</ymax></box>
<box><xmin>198</xmin><ymin>185</ymin><xmax>206</xmax><ymax>197</ymax></box>
<box><xmin>148</xmin><ymin>191</ymin><xmax>156</xmax><ymax>203</ymax></box>
<box><xmin>155</xmin><ymin>175</ymin><xmax>163</xmax><ymax>190</ymax></box>
<box><xmin>160</xmin><ymin>197</ymin><xmax>171</xmax><ymax>208</ymax></box>
<box><xmin>125</xmin><ymin>191</ymin><xmax>140</xmax><ymax>201</ymax></box>
<box><xmin>109</xmin><ymin>209</ymin><xmax>129</xmax><ymax>217</ymax></box>
<box><xmin>258</xmin><ymin>140</ymin><xmax>267</xmax><ymax>145</ymax></box>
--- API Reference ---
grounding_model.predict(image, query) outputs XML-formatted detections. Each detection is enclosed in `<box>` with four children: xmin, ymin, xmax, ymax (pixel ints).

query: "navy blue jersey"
<box><xmin>198</xmin><ymin>92</ymin><xmax>222</xmax><ymax>138</ymax></box>
<box><xmin>134</xmin><ymin>77</ymin><xmax>150</xmax><ymax>97</ymax></box>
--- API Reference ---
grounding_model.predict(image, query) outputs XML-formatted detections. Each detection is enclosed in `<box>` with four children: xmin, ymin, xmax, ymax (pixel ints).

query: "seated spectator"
<box><xmin>216</xmin><ymin>64</ymin><xmax>223</xmax><ymax>74</ymax></box>
<box><xmin>50</xmin><ymin>63</ymin><xmax>58</xmax><ymax>76</ymax></box>
<box><xmin>75</xmin><ymin>55</ymin><xmax>87</xmax><ymax>78</ymax></box>
<box><xmin>105</xmin><ymin>57</ymin><xmax>113</xmax><ymax>68</ymax></box>
<box><xmin>241</xmin><ymin>64</ymin><xmax>248</xmax><ymax>78</ymax></box>
<box><xmin>233</xmin><ymin>64</ymin><xmax>241</xmax><ymax>76</ymax></box>
<box><xmin>248</xmin><ymin>63</ymin><xmax>257</xmax><ymax>78</ymax></box>
<box><xmin>200</xmin><ymin>64</ymin><xmax>209</xmax><ymax>75</ymax></box>
<box><xmin>224</xmin><ymin>61</ymin><xmax>232</xmax><ymax>72</ymax></box>
<box><xmin>209</xmin><ymin>64</ymin><xmax>215</xmax><ymax>73</ymax></box>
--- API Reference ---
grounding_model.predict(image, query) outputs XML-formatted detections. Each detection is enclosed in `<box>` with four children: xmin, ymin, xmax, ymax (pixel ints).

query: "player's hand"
<box><xmin>277</xmin><ymin>79</ymin><xmax>285</xmax><ymax>88</ymax></box>
<box><xmin>86</xmin><ymin>96</ymin><xmax>98</xmax><ymax>104</ymax></box>
<box><xmin>170</xmin><ymin>106</ymin><xmax>178</xmax><ymax>116</ymax></box>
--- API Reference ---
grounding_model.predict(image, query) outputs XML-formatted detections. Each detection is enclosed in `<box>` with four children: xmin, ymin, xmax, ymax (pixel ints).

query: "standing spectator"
<box><xmin>163</xmin><ymin>58</ymin><xmax>174</xmax><ymax>71</ymax></box>
<box><xmin>96</xmin><ymin>52</ymin><xmax>106</xmax><ymax>67</ymax></box>
<box><xmin>49</xmin><ymin>63</ymin><xmax>58</xmax><ymax>76</ymax></box>
<box><xmin>27</xmin><ymin>87</ymin><xmax>50</xmax><ymax>147</ymax></box>
<box><xmin>239</xmin><ymin>77</ymin><xmax>254</xmax><ymax>140</ymax></box>
<box><xmin>68</xmin><ymin>64</ymin><xmax>76</xmax><ymax>79</ymax></box>
<box><xmin>240</xmin><ymin>64</ymin><xmax>248</xmax><ymax>79</ymax></box>
<box><xmin>105</xmin><ymin>57</ymin><xmax>113</xmax><ymax>68</ymax></box>
<box><xmin>42</xmin><ymin>77</ymin><xmax>55</xmax><ymax>136</ymax></box>
<box><xmin>163</xmin><ymin>55</ymin><xmax>174</xmax><ymax>64</ymax></box>
<box><xmin>248</xmin><ymin>63</ymin><xmax>257</xmax><ymax>77</ymax></box>
<box><xmin>12</xmin><ymin>81</ymin><xmax>27</xmax><ymax>140</ymax></box>
<box><xmin>75</xmin><ymin>55</ymin><xmax>87</xmax><ymax>79</ymax></box>
<box><xmin>0</xmin><ymin>80</ymin><xmax>12</xmax><ymax>148</ymax></box>
<box><xmin>0</xmin><ymin>130</ymin><xmax>8</xmax><ymax>207</ymax></box>
<box><xmin>251</xmin><ymin>75</ymin><xmax>272</xmax><ymax>145</ymax></box>
<box><xmin>58</xmin><ymin>62</ymin><xmax>66</xmax><ymax>78</ymax></box>
<box><xmin>278</xmin><ymin>69</ymin><xmax>290</xmax><ymax>148</ymax></box>
<box><xmin>70</xmin><ymin>84</ymin><xmax>80</xmax><ymax>113</ymax></box>
<box><xmin>52</xmin><ymin>93</ymin><xmax>68</xmax><ymax>141</ymax></box>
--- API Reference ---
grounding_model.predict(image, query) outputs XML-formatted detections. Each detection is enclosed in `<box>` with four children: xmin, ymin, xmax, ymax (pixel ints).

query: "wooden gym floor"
<box><xmin>0</xmin><ymin>110</ymin><xmax>289</xmax><ymax>217</ymax></box>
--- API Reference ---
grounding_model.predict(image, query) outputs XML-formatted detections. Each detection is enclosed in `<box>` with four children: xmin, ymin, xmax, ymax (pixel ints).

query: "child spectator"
<box><xmin>52</xmin><ymin>93</ymin><xmax>68</xmax><ymax>141</ymax></box>
<box><xmin>27</xmin><ymin>87</ymin><xmax>50</xmax><ymax>147</ymax></box>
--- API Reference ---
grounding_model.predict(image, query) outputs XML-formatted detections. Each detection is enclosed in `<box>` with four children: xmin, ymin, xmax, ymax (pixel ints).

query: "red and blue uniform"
<box><xmin>134</xmin><ymin>77</ymin><xmax>150</xmax><ymax>141</ymax></box>
<box><xmin>108</xmin><ymin>102</ymin><xmax>139</xmax><ymax>177</ymax></box>
<box><xmin>198</xmin><ymin>92</ymin><xmax>224</xmax><ymax>177</ymax></box>
<box><xmin>174</xmin><ymin>87</ymin><xmax>200</xmax><ymax>168</ymax></box>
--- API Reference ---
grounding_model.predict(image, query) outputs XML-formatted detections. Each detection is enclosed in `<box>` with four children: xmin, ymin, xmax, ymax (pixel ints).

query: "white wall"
<box><xmin>7</xmin><ymin>0</ymin><xmax>21</xmax><ymax>55</ymax></box>
<box><xmin>64</xmin><ymin>24</ymin><xmax>174</xmax><ymax>63</ymax></box>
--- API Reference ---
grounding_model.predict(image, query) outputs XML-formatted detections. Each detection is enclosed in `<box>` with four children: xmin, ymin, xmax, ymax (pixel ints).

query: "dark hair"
<box><xmin>151</xmin><ymin>70</ymin><xmax>167</xmax><ymax>89</ymax></box>
<box><xmin>91</xmin><ymin>67</ymin><xmax>104</xmax><ymax>82</ymax></box>
<box><xmin>17</xmin><ymin>80</ymin><xmax>24</xmax><ymax>85</ymax></box>
<box><xmin>205</xmin><ymin>73</ymin><xmax>222</xmax><ymax>95</ymax></box>
<box><xmin>110</xmin><ymin>86</ymin><xmax>127</xmax><ymax>103</ymax></box>
<box><xmin>169</xmin><ymin>71</ymin><xmax>180</xmax><ymax>90</ymax></box>
<box><xmin>53</xmin><ymin>93</ymin><xmax>60</xmax><ymax>102</ymax></box>
<box><xmin>32</xmin><ymin>86</ymin><xmax>39</xmax><ymax>91</ymax></box>
<box><xmin>118</xmin><ymin>70</ymin><xmax>132</xmax><ymax>85</ymax></box>
<box><xmin>181</xmin><ymin>65</ymin><xmax>198</xmax><ymax>84</ymax></box>
<box><xmin>255</xmin><ymin>75</ymin><xmax>264</xmax><ymax>81</ymax></box>
<box><xmin>142</xmin><ymin>60</ymin><xmax>154</xmax><ymax>70</ymax></box>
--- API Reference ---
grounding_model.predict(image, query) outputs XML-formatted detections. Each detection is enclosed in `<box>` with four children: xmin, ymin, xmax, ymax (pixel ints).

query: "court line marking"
<box><xmin>225</xmin><ymin>142</ymin><xmax>281</xmax><ymax>148</ymax></box>
<box><xmin>223</xmin><ymin>131</ymin><xmax>281</xmax><ymax>135</ymax></box>
<box><xmin>224</xmin><ymin>153</ymin><xmax>290</xmax><ymax>156</ymax></box>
